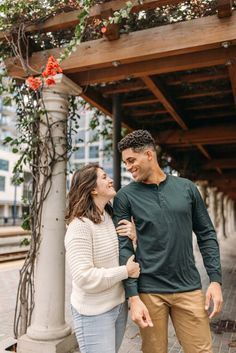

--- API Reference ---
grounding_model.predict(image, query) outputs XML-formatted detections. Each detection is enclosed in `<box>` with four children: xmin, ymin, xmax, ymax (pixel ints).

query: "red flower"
<box><xmin>101</xmin><ymin>27</ymin><xmax>107</xmax><ymax>34</ymax></box>
<box><xmin>45</xmin><ymin>78</ymin><xmax>56</xmax><ymax>86</ymax></box>
<box><xmin>26</xmin><ymin>76</ymin><xmax>42</xmax><ymax>91</ymax></box>
<box><xmin>42</xmin><ymin>56</ymin><xmax>62</xmax><ymax>78</ymax></box>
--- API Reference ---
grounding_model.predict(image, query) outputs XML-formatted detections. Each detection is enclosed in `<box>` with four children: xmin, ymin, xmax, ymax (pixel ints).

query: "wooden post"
<box><xmin>112</xmin><ymin>94</ymin><xmax>122</xmax><ymax>191</ymax></box>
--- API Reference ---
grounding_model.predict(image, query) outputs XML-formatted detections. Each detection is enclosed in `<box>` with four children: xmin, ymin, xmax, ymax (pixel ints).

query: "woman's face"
<box><xmin>93</xmin><ymin>168</ymin><xmax>116</xmax><ymax>201</ymax></box>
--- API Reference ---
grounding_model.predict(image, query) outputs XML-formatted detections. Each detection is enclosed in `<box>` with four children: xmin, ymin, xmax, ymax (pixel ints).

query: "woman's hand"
<box><xmin>116</xmin><ymin>219</ymin><xmax>137</xmax><ymax>243</ymax></box>
<box><xmin>126</xmin><ymin>255</ymin><xmax>140</xmax><ymax>278</ymax></box>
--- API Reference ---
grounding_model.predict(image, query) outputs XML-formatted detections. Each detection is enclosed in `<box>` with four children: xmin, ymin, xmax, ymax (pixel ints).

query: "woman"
<box><xmin>64</xmin><ymin>164</ymin><xmax>140</xmax><ymax>353</ymax></box>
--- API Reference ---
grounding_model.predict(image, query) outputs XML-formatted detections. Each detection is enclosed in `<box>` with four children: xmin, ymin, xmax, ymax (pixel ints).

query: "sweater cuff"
<box><xmin>209</xmin><ymin>273</ymin><xmax>222</xmax><ymax>285</ymax></box>
<box><xmin>125</xmin><ymin>284</ymin><xmax>139</xmax><ymax>298</ymax></box>
<box><xmin>111</xmin><ymin>265</ymin><xmax>128</xmax><ymax>282</ymax></box>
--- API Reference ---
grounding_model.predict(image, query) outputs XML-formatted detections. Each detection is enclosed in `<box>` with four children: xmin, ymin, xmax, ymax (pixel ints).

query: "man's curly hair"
<box><xmin>118</xmin><ymin>130</ymin><xmax>156</xmax><ymax>152</ymax></box>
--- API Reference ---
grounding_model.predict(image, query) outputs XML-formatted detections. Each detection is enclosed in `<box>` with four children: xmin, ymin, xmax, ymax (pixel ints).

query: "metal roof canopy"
<box><xmin>3</xmin><ymin>0</ymin><xmax>236</xmax><ymax>199</ymax></box>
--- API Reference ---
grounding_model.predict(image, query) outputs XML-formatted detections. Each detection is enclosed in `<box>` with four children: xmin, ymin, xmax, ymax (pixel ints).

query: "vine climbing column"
<box><xmin>18</xmin><ymin>74</ymin><xmax>82</xmax><ymax>353</ymax></box>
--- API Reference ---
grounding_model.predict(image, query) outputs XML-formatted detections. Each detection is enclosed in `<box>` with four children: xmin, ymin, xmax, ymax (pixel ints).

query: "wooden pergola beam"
<box><xmin>0</xmin><ymin>0</ymin><xmax>185</xmax><ymax>41</ymax></box>
<box><xmin>80</xmin><ymin>87</ymin><xmax>112</xmax><ymax>117</ymax></box>
<box><xmin>123</xmin><ymin>97</ymin><xmax>158</xmax><ymax>107</ymax></box>
<box><xmin>185</xmin><ymin>102</ymin><xmax>233</xmax><ymax>110</ymax></box>
<box><xmin>196</xmin><ymin>144</ymin><xmax>211</xmax><ymax>160</ymax></box>
<box><xmin>156</xmin><ymin>123</ymin><xmax>236</xmax><ymax>146</ymax></box>
<box><xmin>217</xmin><ymin>0</ymin><xmax>233</xmax><ymax>18</ymax></box>
<box><xmin>130</xmin><ymin>109</ymin><xmax>167</xmax><ymax>116</ymax></box>
<box><xmin>177</xmin><ymin>90</ymin><xmax>231</xmax><ymax>100</ymax></box>
<box><xmin>5</xmin><ymin>12</ymin><xmax>236</xmax><ymax>78</ymax></box>
<box><xmin>228</xmin><ymin>59</ymin><xmax>236</xmax><ymax>105</ymax></box>
<box><xmin>72</xmin><ymin>46</ymin><xmax>236</xmax><ymax>85</ymax></box>
<box><xmin>192</xmin><ymin>110</ymin><xmax>236</xmax><ymax>120</ymax></box>
<box><xmin>102</xmin><ymin>81</ymin><xmax>147</xmax><ymax>95</ymax></box>
<box><xmin>141</xmin><ymin>76</ymin><xmax>188</xmax><ymax>130</ymax></box>
<box><xmin>197</xmin><ymin>170</ymin><xmax>236</xmax><ymax>181</ymax></box>
<box><xmin>167</xmin><ymin>70</ymin><xmax>228</xmax><ymax>85</ymax></box>
<box><xmin>202</xmin><ymin>158</ymin><xmax>236</xmax><ymax>170</ymax></box>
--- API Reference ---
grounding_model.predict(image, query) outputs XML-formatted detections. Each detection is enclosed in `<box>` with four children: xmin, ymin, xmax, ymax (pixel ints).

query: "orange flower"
<box><xmin>101</xmin><ymin>27</ymin><xmax>107</xmax><ymax>34</ymax></box>
<box><xmin>42</xmin><ymin>56</ymin><xmax>62</xmax><ymax>78</ymax></box>
<box><xmin>26</xmin><ymin>76</ymin><xmax>42</xmax><ymax>91</ymax></box>
<box><xmin>45</xmin><ymin>78</ymin><xmax>56</xmax><ymax>86</ymax></box>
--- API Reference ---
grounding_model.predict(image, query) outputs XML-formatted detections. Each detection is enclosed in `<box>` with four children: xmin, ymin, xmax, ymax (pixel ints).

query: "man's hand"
<box><xmin>205</xmin><ymin>282</ymin><xmax>223</xmax><ymax>319</ymax></box>
<box><xmin>129</xmin><ymin>296</ymin><xmax>153</xmax><ymax>328</ymax></box>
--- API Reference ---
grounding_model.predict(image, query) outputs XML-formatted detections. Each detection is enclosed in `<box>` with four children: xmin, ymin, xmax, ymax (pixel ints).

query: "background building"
<box><xmin>0</xmin><ymin>98</ymin><xmax>23</xmax><ymax>225</ymax></box>
<box><xmin>0</xmin><ymin>99</ymin><xmax>132</xmax><ymax>225</ymax></box>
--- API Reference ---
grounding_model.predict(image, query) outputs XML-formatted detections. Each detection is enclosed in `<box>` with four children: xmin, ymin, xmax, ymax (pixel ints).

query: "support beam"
<box><xmin>228</xmin><ymin>59</ymin><xmax>236</xmax><ymax>105</ymax></box>
<box><xmin>123</xmin><ymin>97</ymin><xmax>159</xmax><ymax>107</ymax></box>
<box><xmin>5</xmin><ymin>12</ymin><xmax>236</xmax><ymax>78</ymax></box>
<box><xmin>217</xmin><ymin>0</ymin><xmax>232</xmax><ymax>18</ymax></box>
<box><xmin>141</xmin><ymin>76</ymin><xmax>188</xmax><ymax>130</ymax></box>
<box><xmin>167</xmin><ymin>70</ymin><xmax>228</xmax><ymax>85</ymax></box>
<box><xmin>0</xmin><ymin>1</ymin><xmax>186</xmax><ymax>41</ymax></box>
<box><xmin>156</xmin><ymin>123</ymin><xmax>236</xmax><ymax>146</ymax></box>
<box><xmin>196</xmin><ymin>144</ymin><xmax>211</xmax><ymax>160</ymax></box>
<box><xmin>177</xmin><ymin>89</ymin><xmax>231</xmax><ymax>100</ymax></box>
<box><xmin>112</xmin><ymin>95</ymin><xmax>122</xmax><ymax>191</ymax></box>
<box><xmin>72</xmin><ymin>46</ymin><xmax>236</xmax><ymax>85</ymax></box>
<box><xmin>202</xmin><ymin>158</ymin><xmax>236</xmax><ymax>170</ymax></box>
<box><xmin>80</xmin><ymin>87</ymin><xmax>112</xmax><ymax>116</ymax></box>
<box><xmin>196</xmin><ymin>170</ymin><xmax>236</xmax><ymax>182</ymax></box>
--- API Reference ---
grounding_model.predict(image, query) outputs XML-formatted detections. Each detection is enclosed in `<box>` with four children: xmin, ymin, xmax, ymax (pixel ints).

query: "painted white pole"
<box><xmin>18</xmin><ymin>74</ymin><xmax>82</xmax><ymax>353</ymax></box>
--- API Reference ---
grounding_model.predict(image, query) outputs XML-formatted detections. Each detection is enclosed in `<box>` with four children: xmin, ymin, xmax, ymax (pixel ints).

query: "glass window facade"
<box><xmin>89</xmin><ymin>145</ymin><xmax>99</xmax><ymax>159</ymax></box>
<box><xmin>0</xmin><ymin>159</ymin><xmax>9</xmax><ymax>171</ymax></box>
<box><xmin>74</xmin><ymin>147</ymin><xmax>85</xmax><ymax>160</ymax></box>
<box><xmin>0</xmin><ymin>176</ymin><xmax>5</xmax><ymax>191</ymax></box>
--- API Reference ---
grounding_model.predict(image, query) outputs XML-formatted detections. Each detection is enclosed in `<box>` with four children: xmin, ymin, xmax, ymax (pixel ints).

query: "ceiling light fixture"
<box><xmin>221</xmin><ymin>41</ymin><xmax>231</xmax><ymax>49</ymax></box>
<box><xmin>112</xmin><ymin>60</ymin><xmax>121</xmax><ymax>67</ymax></box>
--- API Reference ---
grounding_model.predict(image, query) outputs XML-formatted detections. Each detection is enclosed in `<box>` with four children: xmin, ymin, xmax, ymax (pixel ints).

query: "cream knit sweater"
<box><xmin>64</xmin><ymin>212</ymin><xmax>128</xmax><ymax>315</ymax></box>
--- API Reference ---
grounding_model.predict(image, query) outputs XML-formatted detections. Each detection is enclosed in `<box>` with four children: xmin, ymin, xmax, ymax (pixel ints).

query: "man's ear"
<box><xmin>145</xmin><ymin>150</ymin><xmax>153</xmax><ymax>160</ymax></box>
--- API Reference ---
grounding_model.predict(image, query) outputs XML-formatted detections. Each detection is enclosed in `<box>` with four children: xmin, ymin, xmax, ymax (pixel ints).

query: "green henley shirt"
<box><xmin>113</xmin><ymin>175</ymin><xmax>222</xmax><ymax>298</ymax></box>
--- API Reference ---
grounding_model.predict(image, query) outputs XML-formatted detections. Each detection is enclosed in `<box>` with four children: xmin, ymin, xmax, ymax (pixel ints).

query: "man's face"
<box><xmin>122</xmin><ymin>148</ymin><xmax>151</xmax><ymax>182</ymax></box>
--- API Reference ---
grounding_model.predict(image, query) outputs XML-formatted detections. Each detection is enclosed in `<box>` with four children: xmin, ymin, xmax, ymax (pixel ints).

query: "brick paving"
<box><xmin>0</xmin><ymin>231</ymin><xmax>236</xmax><ymax>353</ymax></box>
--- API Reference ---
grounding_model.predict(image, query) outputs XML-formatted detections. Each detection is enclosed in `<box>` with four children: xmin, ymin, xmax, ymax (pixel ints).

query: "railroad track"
<box><xmin>0</xmin><ymin>250</ymin><xmax>28</xmax><ymax>263</ymax></box>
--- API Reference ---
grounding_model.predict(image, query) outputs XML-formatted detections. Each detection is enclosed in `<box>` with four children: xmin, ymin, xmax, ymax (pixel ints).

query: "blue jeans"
<box><xmin>71</xmin><ymin>301</ymin><xmax>128</xmax><ymax>353</ymax></box>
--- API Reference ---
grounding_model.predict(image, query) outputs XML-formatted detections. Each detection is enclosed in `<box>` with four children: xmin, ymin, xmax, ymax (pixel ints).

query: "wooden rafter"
<box><xmin>202</xmin><ymin>158</ymin><xmax>236</xmax><ymax>169</ymax></box>
<box><xmin>102</xmin><ymin>81</ymin><xmax>147</xmax><ymax>95</ymax></box>
<box><xmin>198</xmin><ymin>171</ymin><xmax>236</xmax><ymax>182</ymax></box>
<box><xmin>156</xmin><ymin>123</ymin><xmax>236</xmax><ymax>146</ymax></box>
<box><xmin>192</xmin><ymin>111</ymin><xmax>236</xmax><ymax>120</ymax></box>
<box><xmin>228</xmin><ymin>59</ymin><xmax>236</xmax><ymax>105</ymax></box>
<box><xmin>141</xmin><ymin>76</ymin><xmax>188</xmax><ymax>130</ymax></box>
<box><xmin>130</xmin><ymin>109</ymin><xmax>167</xmax><ymax>116</ymax></box>
<box><xmin>123</xmin><ymin>97</ymin><xmax>158</xmax><ymax>107</ymax></box>
<box><xmin>166</xmin><ymin>71</ymin><xmax>228</xmax><ymax>85</ymax></box>
<box><xmin>80</xmin><ymin>87</ymin><xmax>112</xmax><ymax>117</ymax></box>
<box><xmin>184</xmin><ymin>102</ymin><xmax>233</xmax><ymax>110</ymax></box>
<box><xmin>71</xmin><ymin>47</ymin><xmax>236</xmax><ymax>85</ymax></box>
<box><xmin>0</xmin><ymin>0</ymin><xmax>186</xmax><ymax>41</ymax></box>
<box><xmin>177</xmin><ymin>90</ymin><xmax>232</xmax><ymax>100</ymax></box>
<box><xmin>5</xmin><ymin>12</ymin><xmax>236</xmax><ymax>78</ymax></box>
<box><xmin>196</xmin><ymin>144</ymin><xmax>211</xmax><ymax>160</ymax></box>
<box><xmin>217</xmin><ymin>0</ymin><xmax>233</xmax><ymax>18</ymax></box>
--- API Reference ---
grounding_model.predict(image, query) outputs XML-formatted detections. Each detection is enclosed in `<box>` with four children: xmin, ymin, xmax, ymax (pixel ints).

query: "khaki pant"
<box><xmin>139</xmin><ymin>290</ymin><xmax>212</xmax><ymax>353</ymax></box>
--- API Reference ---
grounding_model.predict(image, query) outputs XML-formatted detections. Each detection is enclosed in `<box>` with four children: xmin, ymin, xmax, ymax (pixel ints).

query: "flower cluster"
<box><xmin>26</xmin><ymin>56</ymin><xmax>62</xmax><ymax>91</ymax></box>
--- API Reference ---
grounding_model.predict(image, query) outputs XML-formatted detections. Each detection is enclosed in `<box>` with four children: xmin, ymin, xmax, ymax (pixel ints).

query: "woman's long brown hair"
<box><xmin>65</xmin><ymin>164</ymin><xmax>113</xmax><ymax>225</ymax></box>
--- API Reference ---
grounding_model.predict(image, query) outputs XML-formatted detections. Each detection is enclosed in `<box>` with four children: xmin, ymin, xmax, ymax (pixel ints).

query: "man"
<box><xmin>113</xmin><ymin>130</ymin><xmax>223</xmax><ymax>353</ymax></box>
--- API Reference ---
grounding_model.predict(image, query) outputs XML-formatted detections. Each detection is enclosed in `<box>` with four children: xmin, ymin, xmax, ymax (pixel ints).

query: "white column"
<box><xmin>228</xmin><ymin>199</ymin><xmax>236</xmax><ymax>235</ymax></box>
<box><xmin>216</xmin><ymin>191</ymin><xmax>226</xmax><ymax>240</ymax></box>
<box><xmin>196</xmin><ymin>180</ymin><xmax>208</xmax><ymax>203</ymax></box>
<box><xmin>18</xmin><ymin>74</ymin><xmax>82</xmax><ymax>353</ymax></box>
<box><xmin>223</xmin><ymin>195</ymin><xmax>230</xmax><ymax>238</ymax></box>
<box><xmin>207</xmin><ymin>187</ymin><xmax>217</xmax><ymax>228</ymax></box>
